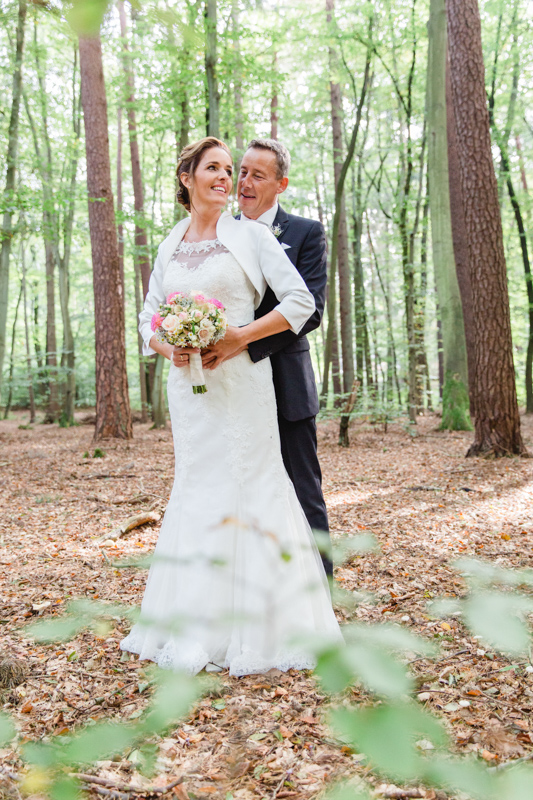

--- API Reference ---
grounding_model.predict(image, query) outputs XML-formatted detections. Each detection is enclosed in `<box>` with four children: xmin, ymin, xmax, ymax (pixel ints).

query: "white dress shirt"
<box><xmin>240</xmin><ymin>202</ymin><xmax>279</xmax><ymax>227</ymax></box>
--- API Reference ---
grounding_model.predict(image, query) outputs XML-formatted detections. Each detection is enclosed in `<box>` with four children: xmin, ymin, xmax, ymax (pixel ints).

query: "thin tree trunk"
<box><xmin>322</xmin><ymin>5</ymin><xmax>372</xmax><ymax>403</ymax></box>
<box><xmin>118</xmin><ymin>0</ymin><xmax>151</xmax><ymax>298</ymax></box>
<box><xmin>427</xmin><ymin>0</ymin><xmax>470</xmax><ymax>429</ymax></box>
<box><xmin>117</xmin><ymin>104</ymin><xmax>124</xmax><ymax>290</ymax></box>
<box><xmin>486</xmin><ymin>7</ymin><xmax>533</xmax><ymax>415</ymax></box>
<box><xmin>205</xmin><ymin>0</ymin><xmax>219</xmax><ymax>137</ymax></box>
<box><xmin>326</xmin><ymin>0</ymin><xmax>353</xmax><ymax>398</ymax></box>
<box><xmin>57</xmin><ymin>49</ymin><xmax>81</xmax><ymax>426</ymax></box>
<box><xmin>367</xmin><ymin>218</ymin><xmax>402</xmax><ymax>406</ymax></box>
<box><xmin>43</xmin><ymin>240</ymin><xmax>60</xmax><ymax>422</ymax></box>
<box><xmin>447</xmin><ymin>0</ymin><xmax>526</xmax><ymax>456</ymax></box>
<box><xmin>21</xmin><ymin>237</ymin><xmax>35</xmax><ymax>423</ymax></box>
<box><xmin>0</xmin><ymin>0</ymin><xmax>27</xmax><ymax>394</ymax></box>
<box><xmin>134</xmin><ymin>261</ymin><xmax>149</xmax><ymax>423</ymax></box>
<box><xmin>271</xmin><ymin>51</ymin><xmax>279</xmax><ymax>140</ymax></box>
<box><xmin>232</xmin><ymin>0</ymin><xmax>244</xmax><ymax>156</ymax></box>
<box><xmin>79</xmin><ymin>34</ymin><xmax>132</xmax><ymax>440</ymax></box>
<box><xmin>3</xmin><ymin>279</ymin><xmax>22</xmax><ymax>419</ymax></box>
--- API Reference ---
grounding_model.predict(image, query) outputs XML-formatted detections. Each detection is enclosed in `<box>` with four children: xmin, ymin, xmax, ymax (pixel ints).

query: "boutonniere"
<box><xmin>269</xmin><ymin>224</ymin><xmax>282</xmax><ymax>238</ymax></box>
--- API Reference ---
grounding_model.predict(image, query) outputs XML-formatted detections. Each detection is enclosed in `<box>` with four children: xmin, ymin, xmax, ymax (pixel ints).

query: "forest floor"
<box><xmin>1</xmin><ymin>411</ymin><xmax>533</xmax><ymax>800</ymax></box>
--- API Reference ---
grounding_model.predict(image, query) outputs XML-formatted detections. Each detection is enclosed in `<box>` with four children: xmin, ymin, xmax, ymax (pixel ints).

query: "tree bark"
<box><xmin>79</xmin><ymin>35</ymin><xmax>132</xmax><ymax>440</ymax></box>
<box><xmin>326</xmin><ymin>0</ymin><xmax>353</xmax><ymax>397</ymax></box>
<box><xmin>205</xmin><ymin>0</ymin><xmax>219</xmax><ymax>137</ymax></box>
<box><xmin>3</xmin><ymin>279</ymin><xmax>22</xmax><ymax>419</ymax></box>
<box><xmin>21</xmin><ymin>237</ymin><xmax>35</xmax><ymax>423</ymax></box>
<box><xmin>0</xmin><ymin>0</ymin><xmax>27</xmax><ymax>396</ymax></box>
<box><xmin>231</xmin><ymin>0</ymin><xmax>244</xmax><ymax>158</ymax></box>
<box><xmin>446</xmin><ymin>47</ymin><xmax>476</xmax><ymax>411</ymax></box>
<box><xmin>118</xmin><ymin>0</ymin><xmax>151</xmax><ymax>298</ymax></box>
<box><xmin>427</xmin><ymin>0</ymin><xmax>470</xmax><ymax>429</ymax></box>
<box><xmin>447</xmin><ymin>0</ymin><xmax>525</xmax><ymax>456</ymax></box>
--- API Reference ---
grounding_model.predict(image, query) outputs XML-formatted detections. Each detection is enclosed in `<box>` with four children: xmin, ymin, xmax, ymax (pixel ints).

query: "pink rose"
<box><xmin>162</xmin><ymin>314</ymin><xmax>180</xmax><ymax>332</ymax></box>
<box><xmin>166</xmin><ymin>292</ymin><xmax>182</xmax><ymax>304</ymax></box>
<box><xmin>192</xmin><ymin>292</ymin><xmax>205</xmax><ymax>303</ymax></box>
<box><xmin>151</xmin><ymin>313</ymin><xmax>163</xmax><ymax>332</ymax></box>
<box><xmin>208</xmin><ymin>298</ymin><xmax>225</xmax><ymax>310</ymax></box>
<box><xmin>178</xmin><ymin>311</ymin><xmax>188</xmax><ymax>321</ymax></box>
<box><xmin>193</xmin><ymin>310</ymin><xmax>203</xmax><ymax>319</ymax></box>
<box><xmin>198</xmin><ymin>328</ymin><xmax>211</xmax><ymax>342</ymax></box>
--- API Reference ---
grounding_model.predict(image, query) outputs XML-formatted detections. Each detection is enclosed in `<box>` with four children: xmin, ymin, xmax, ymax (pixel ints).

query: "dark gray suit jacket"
<box><xmin>246</xmin><ymin>205</ymin><xmax>327</xmax><ymax>422</ymax></box>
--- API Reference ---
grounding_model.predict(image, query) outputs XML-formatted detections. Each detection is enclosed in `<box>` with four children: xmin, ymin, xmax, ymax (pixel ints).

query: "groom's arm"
<box><xmin>247</xmin><ymin>220</ymin><xmax>327</xmax><ymax>363</ymax></box>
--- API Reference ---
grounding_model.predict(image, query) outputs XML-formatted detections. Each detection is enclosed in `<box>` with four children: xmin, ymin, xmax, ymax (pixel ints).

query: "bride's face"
<box><xmin>183</xmin><ymin>147</ymin><xmax>233</xmax><ymax>211</ymax></box>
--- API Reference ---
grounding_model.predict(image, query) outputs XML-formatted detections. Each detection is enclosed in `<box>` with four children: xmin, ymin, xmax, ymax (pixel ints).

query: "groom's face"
<box><xmin>237</xmin><ymin>148</ymin><xmax>288</xmax><ymax>220</ymax></box>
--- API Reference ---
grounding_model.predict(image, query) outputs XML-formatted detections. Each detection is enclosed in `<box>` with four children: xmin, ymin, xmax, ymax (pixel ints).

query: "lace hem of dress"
<box><xmin>120</xmin><ymin>631</ymin><xmax>316</xmax><ymax>677</ymax></box>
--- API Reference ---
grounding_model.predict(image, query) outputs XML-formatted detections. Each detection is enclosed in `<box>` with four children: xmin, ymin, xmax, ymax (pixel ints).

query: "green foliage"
<box><xmin>0</xmin><ymin>711</ymin><xmax>15</xmax><ymax>747</ymax></box>
<box><xmin>440</xmin><ymin>373</ymin><xmax>473</xmax><ymax>431</ymax></box>
<box><xmin>331</xmin><ymin>703</ymin><xmax>448</xmax><ymax>782</ymax></box>
<box><xmin>92</xmin><ymin>447</ymin><xmax>106</xmax><ymax>458</ymax></box>
<box><xmin>65</xmin><ymin>0</ymin><xmax>111</xmax><ymax>37</ymax></box>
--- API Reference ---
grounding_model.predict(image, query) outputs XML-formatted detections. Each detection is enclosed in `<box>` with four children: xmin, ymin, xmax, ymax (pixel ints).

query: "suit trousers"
<box><xmin>277</xmin><ymin>413</ymin><xmax>333</xmax><ymax>576</ymax></box>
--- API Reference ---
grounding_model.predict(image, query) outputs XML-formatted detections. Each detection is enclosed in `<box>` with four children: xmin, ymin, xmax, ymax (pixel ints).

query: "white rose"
<box><xmin>162</xmin><ymin>314</ymin><xmax>179</xmax><ymax>332</ymax></box>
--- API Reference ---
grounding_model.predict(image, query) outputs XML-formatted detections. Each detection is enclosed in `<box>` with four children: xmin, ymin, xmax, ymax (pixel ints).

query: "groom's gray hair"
<box><xmin>246</xmin><ymin>138</ymin><xmax>291</xmax><ymax>179</ymax></box>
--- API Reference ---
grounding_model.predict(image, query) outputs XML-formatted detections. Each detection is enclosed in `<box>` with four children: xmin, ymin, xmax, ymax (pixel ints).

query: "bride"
<box><xmin>120</xmin><ymin>137</ymin><xmax>342</xmax><ymax>676</ymax></box>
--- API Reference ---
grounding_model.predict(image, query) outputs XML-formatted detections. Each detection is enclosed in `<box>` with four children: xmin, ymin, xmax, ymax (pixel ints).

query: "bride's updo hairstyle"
<box><xmin>176</xmin><ymin>137</ymin><xmax>232</xmax><ymax>212</ymax></box>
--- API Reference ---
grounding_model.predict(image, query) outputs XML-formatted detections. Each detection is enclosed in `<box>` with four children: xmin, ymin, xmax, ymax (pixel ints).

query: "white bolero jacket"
<box><xmin>139</xmin><ymin>211</ymin><xmax>316</xmax><ymax>356</ymax></box>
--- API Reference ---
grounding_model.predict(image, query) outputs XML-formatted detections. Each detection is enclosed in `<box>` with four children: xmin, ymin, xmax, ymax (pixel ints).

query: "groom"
<box><xmin>202</xmin><ymin>138</ymin><xmax>332</xmax><ymax>575</ymax></box>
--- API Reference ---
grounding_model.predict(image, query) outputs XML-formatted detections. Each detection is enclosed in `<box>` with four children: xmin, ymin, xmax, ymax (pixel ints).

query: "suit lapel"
<box><xmin>274</xmin><ymin>205</ymin><xmax>290</xmax><ymax>241</ymax></box>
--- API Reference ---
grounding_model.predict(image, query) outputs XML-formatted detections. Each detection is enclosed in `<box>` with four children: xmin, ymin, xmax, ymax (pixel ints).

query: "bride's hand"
<box><xmin>172</xmin><ymin>346</ymin><xmax>199</xmax><ymax>368</ymax></box>
<box><xmin>202</xmin><ymin>326</ymin><xmax>248</xmax><ymax>370</ymax></box>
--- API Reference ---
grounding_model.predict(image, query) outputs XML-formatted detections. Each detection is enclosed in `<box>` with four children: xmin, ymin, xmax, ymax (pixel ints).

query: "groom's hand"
<box><xmin>202</xmin><ymin>326</ymin><xmax>247</xmax><ymax>369</ymax></box>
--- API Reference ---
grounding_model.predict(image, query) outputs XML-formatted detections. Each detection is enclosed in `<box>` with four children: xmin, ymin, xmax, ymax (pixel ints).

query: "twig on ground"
<box><xmin>97</xmin><ymin>506</ymin><xmax>161</xmax><ymax>542</ymax></box>
<box><xmin>488</xmin><ymin>753</ymin><xmax>533</xmax><ymax>772</ymax></box>
<box><xmin>72</xmin><ymin>773</ymin><xmax>183</xmax><ymax>795</ymax></box>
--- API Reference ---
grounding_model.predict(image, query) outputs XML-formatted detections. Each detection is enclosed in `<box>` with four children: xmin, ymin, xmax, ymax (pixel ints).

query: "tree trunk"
<box><xmin>57</xmin><ymin>51</ymin><xmax>81</xmax><ymax>426</ymax></box>
<box><xmin>326</xmin><ymin>0</ymin><xmax>353</xmax><ymax>397</ymax></box>
<box><xmin>427</xmin><ymin>0</ymin><xmax>470</xmax><ymax>430</ymax></box>
<box><xmin>271</xmin><ymin>52</ymin><xmax>279</xmax><ymax>140</ymax></box>
<box><xmin>3</xmin><ymin>279</ymin><xmax>22</xmax><ymax>419</ymax></box>
<box><xmin>205</xmin><ymin>0</ymin><xmax>219</xmax><ymax>137</ymax></box>
<box><xmin>117</xmin><ymin>105</ymin><xmax>124</xmax><ymax>290</ymax></box>
<box><xmin>79</xmin><ymin>34</ymin><xmax>132</xmax><ymax>440</ymax></box>
<box><xmin>447</xmin><ymin>0</ymin><xmax>525</xmax><ymax>456</ymax></box>
<box><xmin>134</xmin><ymin>260</ymin><xmax>149</xmax><ymax>423</ymax></box>
<box><xmin>43</xmin><ymin>239</ymin><xmax>60</xmax><ymax>422</ymax></box>
<box><xmin>21</xmin><ymin>237</ymin><xmax>35</xmax><ymax>423</ymax></box>
<box><xmin>446</xmin><ymin>47</ymin><xmax>476</xmax><ymax>412</ymax></box>
<box><xmin>232</xmin><ymin>0</ymin><xmax>244</xmax><ymax>156</ymax></box>
<box><xmin>0</xmin><ymin>0</ymin><xmax>27</xmax><ymax>394</ymax></box>
<box><xmin>118</xmin><ymin>0</ymin><xmax>151</xmax><ymax>298</ymax></box>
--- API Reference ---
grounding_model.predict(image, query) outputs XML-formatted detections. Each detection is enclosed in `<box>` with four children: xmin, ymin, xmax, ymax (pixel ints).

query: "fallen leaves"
<box><xmin>1</xmin><ymin>412</ymin><xmax>533</xmax><ymax>800</ymax></box>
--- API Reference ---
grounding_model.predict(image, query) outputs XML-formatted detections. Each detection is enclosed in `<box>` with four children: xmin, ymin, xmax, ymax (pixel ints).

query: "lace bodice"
<box><xmin>164</xmin><ymin>239</ymin><xmax>255</xmax><ymax>327</ymax></box>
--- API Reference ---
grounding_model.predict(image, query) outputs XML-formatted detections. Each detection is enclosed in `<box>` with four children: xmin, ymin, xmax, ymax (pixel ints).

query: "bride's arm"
<box><xmin>139</xmin><ymin>243</ymin><xmax>198</xmax><ymax>367</ymax></box>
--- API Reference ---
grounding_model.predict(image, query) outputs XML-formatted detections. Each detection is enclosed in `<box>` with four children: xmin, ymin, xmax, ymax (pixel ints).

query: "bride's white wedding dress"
<box><xmin>120</xmin><ymin>238</ymin><xmax>342</xmax><ymax>676</ymax></box>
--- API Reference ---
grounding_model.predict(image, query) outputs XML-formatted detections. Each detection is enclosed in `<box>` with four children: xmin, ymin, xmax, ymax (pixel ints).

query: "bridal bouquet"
<box><xmin>151</xmin><ymin>290</ymin><xmax>228</xmax><ymax>394</ymax></box>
